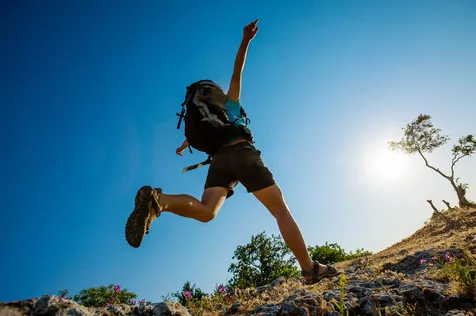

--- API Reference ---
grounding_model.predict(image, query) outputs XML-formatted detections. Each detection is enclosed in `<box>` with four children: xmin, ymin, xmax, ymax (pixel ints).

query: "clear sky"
<box><xmin>1</xmin><ymin>0</ymin><xmax>475</xmax><ymax>303</ymax></box>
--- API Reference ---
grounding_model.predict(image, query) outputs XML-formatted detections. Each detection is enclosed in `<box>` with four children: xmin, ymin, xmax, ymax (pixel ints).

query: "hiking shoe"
<box><xmin>125</xmin><ymin>186</ymin><xmax>162</xmax><ymax>248</ymax></box>
<box><xmin>301</xmin><ymin>261</ymin><xmax>341</xmax><ymax>285</ymax></box>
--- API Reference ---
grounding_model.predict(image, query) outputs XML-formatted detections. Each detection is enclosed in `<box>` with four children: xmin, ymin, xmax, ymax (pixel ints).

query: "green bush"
<box><xmin>442</xmin><ymin>251</ymin><xmax>476</xmax><ymax>298</ymax></box>
<box><xmin>166</xmin><ymin>281</ymin><xmax>207</xmax><ymax>306</ymax></box>
<box><xmin>227</xmin><ymin>232</ymin><xmax>300</xmax><ymax>289</ymax></box>
<box><xmin>72</xmin><ymin>284</ymin><xmax>137</xmax><ymax>307</ymax></box>
<box><xmin>308</xmin><ymin>242</ymin><xmax>372</xmax><ymax>265</ymax></box>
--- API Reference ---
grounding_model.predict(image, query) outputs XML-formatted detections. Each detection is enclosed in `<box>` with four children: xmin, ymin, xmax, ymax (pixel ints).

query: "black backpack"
<box><xmin>176</xmin><ymin>80</ymin><xmax>253</xmax><ymax>158</ymax></box>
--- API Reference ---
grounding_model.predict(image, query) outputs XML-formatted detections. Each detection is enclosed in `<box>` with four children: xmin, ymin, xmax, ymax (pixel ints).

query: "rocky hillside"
<box><xmin>1</xmin><ymin>207</ymin><xmax>475</xmax><ymax>316</ymax></box>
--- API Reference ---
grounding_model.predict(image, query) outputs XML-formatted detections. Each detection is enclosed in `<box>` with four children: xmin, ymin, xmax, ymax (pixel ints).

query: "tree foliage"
<box><xmin>388</xmin><ymin>114</ymin><xmax>450</xmax><ymax>155</ymax></box>
<box><xmin>227</xmin><ymin>232</ymin><xmax>300</xmax><ymax>289</ymax></box>
<box><xmin>389</xmin><ymin>114</ymin><xmax>475</xmax><ymax>207</ymax></box>
<box><xmin>72</xmin><ymin>284</ymin><xmax>137</xmax><ymax>307</ymax></box>
<box><xmin>308</xmin><ymin>242</ymin><xmax>372</xmax><ymax>264</ymax></box>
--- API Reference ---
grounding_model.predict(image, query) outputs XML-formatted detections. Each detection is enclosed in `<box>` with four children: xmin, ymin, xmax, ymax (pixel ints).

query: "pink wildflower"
<box><xmin>129</xmin><ymin>299</ymin><xmax>136</xmax><ymax>305</ymax></box>
<box><xmin>113</xmin><ymin>285</ymin><xmax>121</xmax><ymax>293</ymax></box>
<box><xmin>420</xmin><ymin>259</ymin><xmax>427</xmax><ymax>265</ymax></box>
<box><xmin>183</xmin><ymin>290</ymin><xmax>193</xmax><ymax>301</ymax></box>
<box><xmin>217</xmin><ymin>285</ymin><xmax>227</xmax><ymax>294</ymax></box>
<box><xmin>106</xmin><ymin>303</ymin><xmax>112</xmax><ymax>308</ymax></box>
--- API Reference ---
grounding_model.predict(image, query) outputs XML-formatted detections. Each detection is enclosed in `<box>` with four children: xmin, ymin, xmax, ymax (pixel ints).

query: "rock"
<box><xmin>257</xmin><ymin>285</ymin><xmax>271</xmax><ymax>294</ymax></box>
<box><xmin>153</xmin><ymin>301</ymin><xmax>191</xmax><ymax>316</ymax></box>
<box><xmin>32</xmin><ymin>295</ymin><xmax>99</xmax><ymax>316</ymax></box>
<box><xmin>271</xmin><ymin>277</ymin><xmax>285</xmax><ymax>287</ymax></box>
<box><xmin>0</xmin><ymin>296</ymin><xmax>191</xmax><ymax>316</ymax></box>
<box><xmin>226</xmin><ymin>302</ymin><xmax>243</xmax><ymax>314</ymax></box>
<box><xmin>382</xmin><ymin>248</ymin><xmax>465</xmax><ymax>275</ymax></box>
<box><xmin>322</xmin><ymin>291</ymin><xmax>340</xmax><ymax>302</ymax></box>
<box><xmin>357</xmin><ymin>297</ymin><xmax>378</xmax><ymax>316</ymax></box>
<box><xmin>279</xmin><ymin>301</ymin><xmax>308</xmax><ymax>315</ymax></box>
<box><xmin>346</xmin><ymin>286</ymin><xmax>372</xmax><ymax>298</ymax></box>
<box><xmin>252</xmin><ymin>303</ymin><xmax>281</xmax><ymax>315</ymax></box>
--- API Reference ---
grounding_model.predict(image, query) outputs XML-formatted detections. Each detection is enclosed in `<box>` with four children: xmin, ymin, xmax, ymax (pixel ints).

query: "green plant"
<box><xmin>228</xmin><ymin>232</ymin><xmax>300</xmax><ymax>289</ymax></box>
<box><xmin>308</xmin><ymin>242</ymin><xmax>372</xmax><ymax>265</ymax></box>
<box><xmin>332</xmin><ymin>274</ymin><xmax>349</xmax><ymax>316</ymax></box>
<box><xmin>58</xmin><ymin>289</ymin><xmax>69</xmax><ymax>299</ymax></box>
<box><xmin>165</xmin><ymin>281</ymin><xmax>207</xmax><ymax>307</ymax></box>
<box><xmin>441</xmin><ymin>251</ymin><xmax>476</xmax><ymax>297</ymax></box>
<box><xmin>72</xmin><ymin>284</ymin><xmax>137</xmax><ymax>308</ymax></box>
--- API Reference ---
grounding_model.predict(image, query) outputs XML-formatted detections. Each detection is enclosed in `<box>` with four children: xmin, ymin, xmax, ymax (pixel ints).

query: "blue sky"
<box><xmin>1</xmin><ymin>0</ymin><xmax>476</xmax><ymax>303</ymax></box>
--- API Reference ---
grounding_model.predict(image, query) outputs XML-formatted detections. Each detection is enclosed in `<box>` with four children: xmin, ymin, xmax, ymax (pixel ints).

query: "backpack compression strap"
<box><xmin>182</xmin><ymin>156</ymin><xmax>212</xmax><ymax>173</ymax></box>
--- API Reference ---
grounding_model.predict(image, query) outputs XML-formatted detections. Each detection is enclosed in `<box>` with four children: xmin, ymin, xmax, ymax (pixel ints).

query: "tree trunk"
<box><xmin>427</xmin><ymin>200</ymin><xmax>439</xmax><ymax>213</ymax></box>
<box><xmin>449</xmin><ymin>179</ymin><xmax>472</xmax><ymax>208</ymax></box>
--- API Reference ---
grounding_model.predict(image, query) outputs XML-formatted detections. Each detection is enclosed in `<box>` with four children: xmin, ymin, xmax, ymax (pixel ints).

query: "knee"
<box><xmin>200</xmin><ymin>210</ymin><xmax>217</xmax><ymax>223</ymax></box>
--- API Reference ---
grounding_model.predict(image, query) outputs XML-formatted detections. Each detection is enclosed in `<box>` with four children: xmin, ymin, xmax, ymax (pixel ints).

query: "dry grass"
<box><xmin>186</xmin><ymin>206</ymin><xmax>476</xmax><ymax>315</ymax></box>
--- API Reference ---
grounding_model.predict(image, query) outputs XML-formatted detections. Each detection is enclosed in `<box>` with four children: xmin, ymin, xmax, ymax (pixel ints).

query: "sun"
<box><xmin>364</xmin><ymin>148</ymin><xmax>409</xmax><ymax>180</ymax></box>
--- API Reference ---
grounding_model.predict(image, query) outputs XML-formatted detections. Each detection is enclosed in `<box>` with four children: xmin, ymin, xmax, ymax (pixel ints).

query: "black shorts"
<box><xmin>204</xmin><ymin>141</ymin><xmax>276</xmax><ymax>198</ymax></box>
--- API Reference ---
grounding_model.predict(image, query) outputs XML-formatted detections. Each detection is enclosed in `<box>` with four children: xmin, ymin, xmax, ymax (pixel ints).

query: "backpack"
<box><xmin>176</xmin><ymin>80</ymin><xmax>253</xmax><ymax>158</ymax></box>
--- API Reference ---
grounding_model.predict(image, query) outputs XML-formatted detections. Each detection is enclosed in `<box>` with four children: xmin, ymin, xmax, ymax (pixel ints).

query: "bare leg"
<box><xmin>151</xmin><ymin>187</ymin><xmax>228</xmax><ymax>223</ymax></box>
<box><xmin>253</xmin><ymin>184</ymin><xmax>328</xmax><ymax>278</ymax></box>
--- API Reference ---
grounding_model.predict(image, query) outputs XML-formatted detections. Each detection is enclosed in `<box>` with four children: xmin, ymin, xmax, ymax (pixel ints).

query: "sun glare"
<box><xmin>364</xmin><ymin>148</ymin><xmax>409</xmax><ymax>180</ymax></box>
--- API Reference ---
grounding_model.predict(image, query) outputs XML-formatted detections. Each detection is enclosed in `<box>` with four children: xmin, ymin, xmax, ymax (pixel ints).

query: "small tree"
<box><xmin>227</xmin><ymin>232</ymin><xmax>300</xmax><ymax>289</ymax></box>
<box><xmin>389</xmin><ymin>114</ymin><xmax>475</xmax><ymax>208</ymax></box>
<box><xmin>72</xmin><ymin>284</ymin><xmax>137</xmax><ymax>307</ymax></box>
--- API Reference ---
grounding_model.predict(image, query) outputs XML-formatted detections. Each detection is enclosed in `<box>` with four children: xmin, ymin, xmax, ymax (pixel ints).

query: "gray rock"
<box><xmin>271</xmin><ymin>277</ymin><xmax>285</xmax><ymax>287</ymax></box>
<box><xmin>252</xmin><ymin>303</ymin><xmax>281</xmax><ymax>315</ymax></box>
<box><xmin>278</xmin><ymin>301</ymin><xmax>308</xmax><ymax>315</ymax></box>
<box><xmin>382</xmin><ymin>248</ymin><xmax>465</xmax><ymax>275</ymax></box>
<box><xmin>257</xmin><ymin>285</ymin><xmax>271</xmax><ymax>294</ymax></box>
<box><xmin>226</xmin><ymin>302</ymin><xmax>243</xmax><ymax>314</ymax></box>
<box><xmin>346</xmin><ymin>286</ymin><xmax>372</xmax><ymax>298</ymax></box>
<box><xmin>322</xmin><ymin>291</ymin><xmax>340</xmax><ymax>302</ymax></box>
<box><xmin>357</xmin><ymin>297</ymin><xmax>378</xmax><ymax>316</ymax></box>
<box><xmin>153</xmin><ymin>301</ymin><xmax>191</xmax><ymax>316</ymax></box>
<box><xmin>32</xmin><ymin>295</ymin><xmax>99</xmax><ymax>316</ymax></box>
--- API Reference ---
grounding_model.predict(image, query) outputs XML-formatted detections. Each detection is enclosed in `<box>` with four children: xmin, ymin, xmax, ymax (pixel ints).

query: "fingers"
<box><xmin>246</xmin><ymin>19</ymin><xmax>259</xmax><ymax>29</ymax></box>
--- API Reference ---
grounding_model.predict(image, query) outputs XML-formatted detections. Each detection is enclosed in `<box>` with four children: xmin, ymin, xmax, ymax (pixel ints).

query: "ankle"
<box><xmin>152</xmin><ymin>189</ymin><xmax>166</xmax><ymax>213</ymax></box>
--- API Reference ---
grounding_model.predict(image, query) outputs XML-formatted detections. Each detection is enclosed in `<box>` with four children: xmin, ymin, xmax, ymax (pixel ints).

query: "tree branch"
<box><xmin>451</xmin><ymin>153</ymin><xmax>468</xmax><ymax>178</ymax></box>
<box><xmin>417</xmin><ymin>148</ymin><xmax>450</xmax><ymax>179</ymax></box>
<box><xmin>442</xmin><ymin>200</ymin><xmax>451</xmax><ymax>210</ymax></box>
<box><xmin>427</xmin><ymin>200</ymin><xmax>439</xmax><ymax>213</ymax></box>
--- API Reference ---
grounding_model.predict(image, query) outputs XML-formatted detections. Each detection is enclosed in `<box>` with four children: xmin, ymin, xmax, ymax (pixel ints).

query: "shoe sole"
<box><xmin>125</xmin><ymin>186</ymin><xmax>153</xmax><ymax>248</ymax></box>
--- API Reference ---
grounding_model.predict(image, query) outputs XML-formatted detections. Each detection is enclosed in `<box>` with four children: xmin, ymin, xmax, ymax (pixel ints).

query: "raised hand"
<box><xmin>243</xmin><ymin>19</ymin><xmax>259</xmax><ymax>41</ymax></box>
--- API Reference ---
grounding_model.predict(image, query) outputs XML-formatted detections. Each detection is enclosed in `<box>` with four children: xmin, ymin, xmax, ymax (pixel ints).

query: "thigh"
<box><xmin>204</xmin><ymin>151</ymin><xmax>238</xmax><ymax>198</ymax></box>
